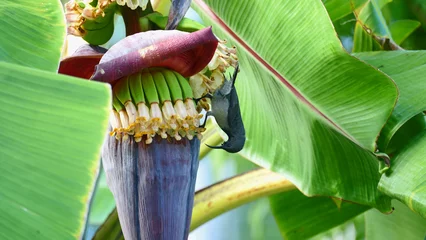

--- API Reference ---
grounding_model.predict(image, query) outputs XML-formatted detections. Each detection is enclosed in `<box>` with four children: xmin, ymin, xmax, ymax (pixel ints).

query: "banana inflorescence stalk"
<box><xmin>110</xmin><ymin>68</ymin><xmax>204</xmax><ymax>144</ymax></box>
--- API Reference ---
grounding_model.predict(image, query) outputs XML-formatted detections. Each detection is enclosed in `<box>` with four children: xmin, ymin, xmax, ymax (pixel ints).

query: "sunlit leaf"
<box><xmin>0</xmin><ymin>1</ymin><xmax>65</xmax><ymax>71</ymax></box>
<box><xmin>0</xmin><ymin>61</ymin><xmax>111</xmax><ymax>239</ymax></box>
<box><xmin>192</xmin><ymin>0</ymin><xmax>396</xmax><ymax>210</ymax></box>
<box><xmin>354</xmin><ymin>51</ymin><xmax>426</xmax><ymax>150</ymax></box>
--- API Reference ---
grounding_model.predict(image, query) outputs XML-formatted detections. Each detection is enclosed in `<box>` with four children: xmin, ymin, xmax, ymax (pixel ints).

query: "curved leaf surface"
<box><xmin>389</xmin><ymin>20</ymin><xmax>421</xmax><ymax>45</ymax></box>
<box><xmin>0</xmin><ymin>62</ymin><xmax>111</xmax><ymax>239</ymax></box>
<box><xmin>0</xmin><ymin>0</ymin><xmax>65</xmax><ymax>72</ymax></box>
<box><xmin>306</xmin><ymin>200</ymin><xmax>426</xmax><ymax>240</ymax></box>
<box><xmin>194</xmin><ymin>0</ymin><xmax>397</xmax><ymax>150</ymax></box>
<box><xmin>378</xmin><ymin>130</ymin><xmax>426</xmax><ymax>218</ymax></box>
<box><xmin>354</xmin><ymin>51</ymin><xmax>426</xmax><ymax>150</ymax></box>
<box><xmin>193</xmin><ymin>0</ymin><xmax>395</xmax><ymax>210</ymax></box>
<box><xmin>270</xmin><ymin>189</ymin><xmax>369</xmax><ymax>240</ymax></box>
<box><xmin>359</xmin><ymin>0</ymin><xmax>392</xmax><ymax>38</ymax></box>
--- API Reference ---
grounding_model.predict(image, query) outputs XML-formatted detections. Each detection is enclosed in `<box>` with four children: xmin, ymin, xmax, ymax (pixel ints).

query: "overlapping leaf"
<box><xmin>0</xmin><ymin>1</ymin><xmax>112</xmax><ymax>238</ymax></box>
<box><xmin>297</xmin><ymin>200</ymin><xmax>426</xmax><ymax>240</ymax></box>
<box><xmin>379</xmin><ymin>131</ymin><xmax>426</xmax><ymax>218</ymax></box>
<box><xmin>352</xmin><ymin>0</ymin><xmax>392</xmax><ymax>52</ymax></box>
<box><xmin>389</xmin><ymin>20</ymin><xmax>421</xmax><ymax>44</ymax></box>
<box><xmin>270</xmin><ymin>189</ymin><xmax>369</xmax><ymax>240</ymax></box>
<box><xmin>363</xmin><ymin>200</ymin><xmax>426</xmax><ymax>239</ymax></box>
<box><xmin>354</xmin><ymin>51</ymin><xmax>426</xmax><ymax>150</ymax></box>
<box><xmin>192</xmin><ymin>0</ymin><xmax>396</xmax><ymax>210</ymax></box>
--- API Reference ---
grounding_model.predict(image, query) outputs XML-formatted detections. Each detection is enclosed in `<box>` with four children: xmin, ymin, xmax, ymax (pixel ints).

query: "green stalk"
<box><xmin>199</xmin><ymin>119</ymin><xmax>224</xmax><ymax>160</ymax></box>
<box><xmin>190</xmin><ymin>168</ymin><xmax>296</xmax><ymax>230</ymax></box>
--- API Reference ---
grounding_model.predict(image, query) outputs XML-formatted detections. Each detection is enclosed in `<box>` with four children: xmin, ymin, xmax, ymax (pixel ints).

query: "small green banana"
<box><xmin>128</xmin><ymin>72</ymin><xmax>150</xmax><ymax>133</ymax></box>
<box><xmin>175</xmin><ymin>72</ymin><xmax>202</xmax><ymax>127</ymax></box>
<box><xmin>109</xmin><ymin>67</ymin><xmax>206</xmax><ymax>143</ymax></box>
<box><xmin>80</xmin><ymin>2</ymin><xmax>117</xmax><ymax>45</ymax></box>
<box><xmin>150</xmin><ymin>69</ymin><xmax>172</xmax><ymax>104</ymax></box>
<box><xmin>82</xmin><ymin>18</ymin><xmax>115</xmax><ymax>45</ymax></box>
<box><xmin>151</xmin><ymin>69</ymin><xmax>179</xmax><ymax>130</ymax></box>
<box><xmin>162</xmin><ymin>69</ymin><xmax>184</xmax><ymax>102</ymax></box>
<box><xmin>112</xmin><ymin>94</ymin><xmax>124</xmax><ymax>112</ymax></box>
<box><xmin>113</xmin><ymin>76</ymin><xmax>137</xmax><ymax>132</ymax></box>
<box><xmin>174</xmin><ymin>72</ymin><xmax>194</xmax><ymax>99</ymax></box>
<box><xmin>112</xmin><ymin>95</ymin><xmax>130</xmax><ymax>141</ymax></box>
<box><xmin>140</xmin><ymin>69</ymin><xmax>162</xmax><ymax>132</ymax></box>
<box><xmin>128</xmin><ymin>73</ymin><xmax>145</xmax><ymax>104</ymax></box>
<box><xmin>113</xmin><ymin>76</ymin><xmax>131</xmax><ymax>104</ymax></box>
<box><xmin>140</xmin><ymin>70</ymin><xmax>160</xmax><ymax>105</ymax></box>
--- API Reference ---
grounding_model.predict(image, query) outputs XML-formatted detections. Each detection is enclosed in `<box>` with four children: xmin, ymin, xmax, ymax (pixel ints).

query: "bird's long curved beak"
<box><xmin>166</xmin><ymin>0</ymin><xmax>192</xmax><ymax>30</ymax></box>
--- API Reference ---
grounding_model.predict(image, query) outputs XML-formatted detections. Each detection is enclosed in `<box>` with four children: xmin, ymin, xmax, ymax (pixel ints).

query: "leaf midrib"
<box><xmin>193</xmin><ymin>0</ymin><xmax>358</xmax><ymax>145</ymax></box>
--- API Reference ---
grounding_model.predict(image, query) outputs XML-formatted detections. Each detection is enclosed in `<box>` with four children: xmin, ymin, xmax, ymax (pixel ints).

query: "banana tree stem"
<box><xmin>190</xmin><ymin>168</ymin><xmax>295</xmax><ymax>230</ymax></box>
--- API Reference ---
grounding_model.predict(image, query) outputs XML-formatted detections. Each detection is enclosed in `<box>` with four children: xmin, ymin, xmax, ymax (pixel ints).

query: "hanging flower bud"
<box><xmin>60</xmin><ymin>28</ymin><xmax>219</xmax><ymax>240</ymax></box>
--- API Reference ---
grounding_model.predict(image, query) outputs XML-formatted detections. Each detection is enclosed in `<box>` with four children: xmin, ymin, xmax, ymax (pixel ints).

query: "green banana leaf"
<box><xmin>276</xmin><ymin>200</ymin><xmax>426</xmax><ymax>240</ymax></box>
<box><xmin>88</xmin><ymin>171</ymin><xmax>115</xmax><ymax>226</ymax></box>
<box><xmin>389</xmin><ymin>20</ymin><xmax>421</xmax><ymax>44</ymax></box>
<box><xmin>0</xmin><ymin>0</ymin><xmax>65</xmax><ymax>72</ymax></box>
<box><xmin>0</xmin><ymin>1</ymin><xmax>112</xmax><ymax>238</ymax></box>
<box><xmin>382</xmin><ymin>0</ymin><xmax>426</xmax><ymax>50</ymax></box>
<box><xmin>270</xmin><ymin>189</ymin><xmax>369</xmax><ymax>240</ymax></box>
<box><xmin>271</xmin><ymin>193</ymin><xmax>426</xmax><ymax>240</ymax></box>
<box><xmin>409</xmin><ymin>0</ymin><xmax>426</xmax><ymax>29</ymax></box>
<box><xmin>310</xmin><ymin>215</ymin><xmax>365</xmax><ymax>240</ymax></box>
<box><xmin>359</xmin><ymin>0</ymin><xmax>392</xmax><ymax>38</ymax></box>
<box><xmin>192</xmin><ymin>0</ymin><xmax>397</xmax><ymax>211</ymax></box>
<box><xmin>353</xmin><ymin>51</ymin><xmax>426</xmax><ymax>151</ymax></box>
<box><xmin>352</xmin><ymin>0</ymin><xmax>421</xmax><ymax>51</ymax></box>
<box><xmin>379</xmin><ymin>130</ymin><xmax>426</xmax><ymax>218</ymax></box>
<box><xmin>0</xmin><ymin>61</ymin><xmax>111</xmax><ymax>239</ymax></box>
<box><xmin>323</xmin><ymin>0</ymin><xmax>367</xmax><ymax>22</ymax></box>
<box><xmin>352</xmin><ymin>0</ymin><xmax>392</xmax><ymax>52</ymax></box>
<box><xmin>363</xmin><ymin>200</ymin><xmax>426</xmax><ymax>239</ymax></box>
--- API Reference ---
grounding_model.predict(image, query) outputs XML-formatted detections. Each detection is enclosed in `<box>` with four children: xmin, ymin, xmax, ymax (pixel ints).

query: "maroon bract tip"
<box><xmin>58</xmin><ymin>45</ymin><xmax>105</xmax><ymax>79</ymax></box>
<box><xmin>91</xmin><ymin>27</ymin><xmax>218</xmax><ymax>85</ymax></box>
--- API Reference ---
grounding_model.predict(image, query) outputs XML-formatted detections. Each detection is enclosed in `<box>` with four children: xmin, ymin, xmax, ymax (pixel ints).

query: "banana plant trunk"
<box><xmin>102</xmin><ymin>133</ymin><xmax>200</xmax><ymax>240</ymax></box>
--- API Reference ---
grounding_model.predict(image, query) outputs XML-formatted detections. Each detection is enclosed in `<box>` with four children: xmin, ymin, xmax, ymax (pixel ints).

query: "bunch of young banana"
<box><xmin>110</xmin><ymin>68</ymin><xmax>203</xmax><ymax>144</ymax></box>
<box><xmin>65</xmin><ymin>0</ymin><xmax>117</xmax><ymax>45</ymax></box>
<box><xmin>138</xmin><ymin>12</ymin><xmax>239</xmax><ymax>113</ymax></box>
